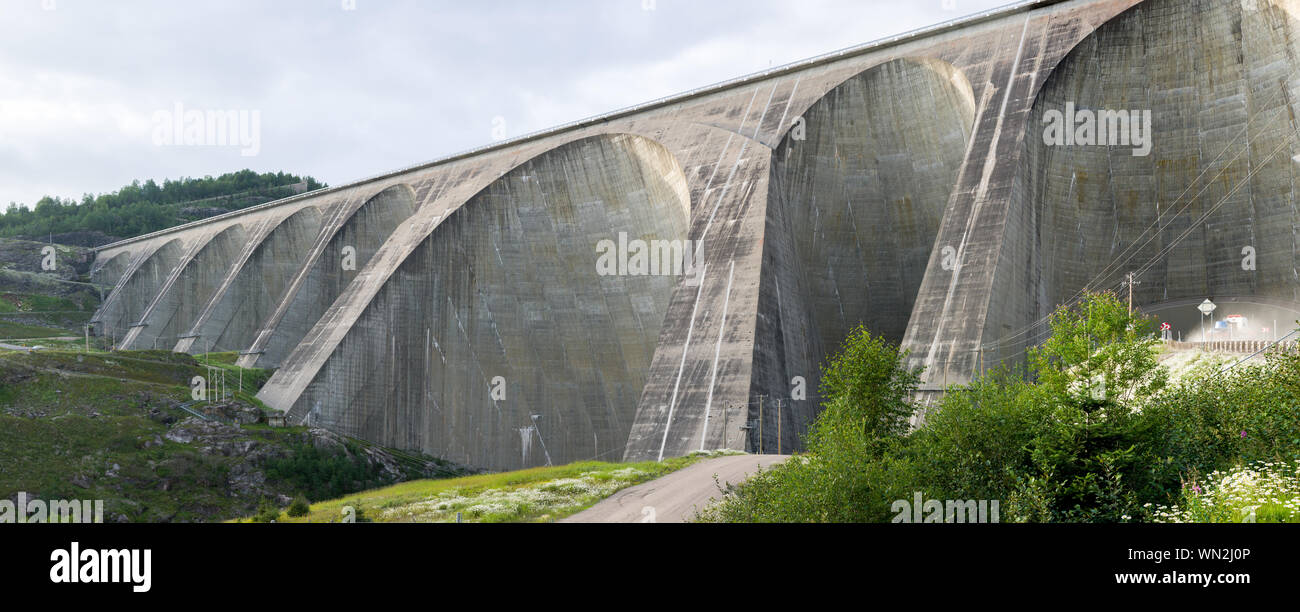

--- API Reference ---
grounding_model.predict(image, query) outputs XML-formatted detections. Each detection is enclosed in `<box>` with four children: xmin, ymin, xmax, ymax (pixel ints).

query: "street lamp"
<box><xmin>1197</xmin><ymin>298</ymin><xmax>1216</xmax><ymax>346</ymax></box>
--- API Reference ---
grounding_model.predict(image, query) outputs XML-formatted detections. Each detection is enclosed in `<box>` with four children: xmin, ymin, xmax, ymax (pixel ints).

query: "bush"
<box><xmin>984</xmin><ymin>293</ymin><xmax>1170</xmax><ymax>521</ymax></box>
<box><xmin>815</xmin><ymin>324</ymin><xmax>922</xmax><ymax>446</ymax></box>
<box><xmin>905</xmin><ymin>292</ymin><xmax>1171</xmax><ymax>522</ymax></box>
<box><xmin>253</xmin><ymin>500</ymin><xmax>282</xmax><ymax>523</ymax></box>
<box><xmin>907</xmin><ymin>370</ymin><xmax>1045</xmax><ymax>504</ymax></box>
<box><xmin>1019</xmin><ymin>401</ymin><xmax>1163</xmax><ymax>522</ymax></box>
<box><xmin>1149</xmin><ymin>461</ymin><xmax>1300</xmax><ymax>523</ymax></box>
<box><xmin>1145</xmin><ymin>351</ymin><xmax>1300</xmax><ymax>478</ymax></box>
<box><xmin>263</xmin><ymin>442</ymin><xmax>393</xmax><ymax>502</ymax></box>
<box><xmin>698</xmin><ymin>326</ymin><xmax>923</xmax><ymax>522</ymax></box>
<box><xmin>286</xmin><ymin>496</ymin><xmax>311</xmax><ymax>517</ymax></box>
<box><xmin>700</xmin><ymin>292</ymin><xmax>1300</xmax><ymax>523</ymax></box>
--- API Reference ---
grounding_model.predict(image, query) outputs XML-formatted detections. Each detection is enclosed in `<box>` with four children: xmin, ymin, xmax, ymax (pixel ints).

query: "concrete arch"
<box><xmin>245</xmin><ymin>184</ymin><xmax>419</xmax><ymax>367</ymax></box>
<box><xmin>176</xmin><ymin>205</ymin><xmax>325</xmax><ymax>355</ymax></box>
<box><xmin>94</xmin><ymin>239</ymin><xmax>186</xmax><ymax>343</ymax></box>
<box><xmin>755</xmin><ymin>56</ymin><xmax>976</xmax><ymax>442</ymax></box>
<box><xmin>119</xmin><ymin>224</ymin><xmax>249</xmax><ymax>350</ymax></box>
<box><xmin>278</xmin><ymin>133</ymin><xmax>691</xmax><ymax>470</ymax></box>
<box><xmin>1001</xmin><ymin>0</ymin><xmax>1300</xmax><ymax>362</ymax></box>
<box><xmin>89</xmin><ymin>251</ymin><xmax>132</xmax><ymax>291</ymax></box>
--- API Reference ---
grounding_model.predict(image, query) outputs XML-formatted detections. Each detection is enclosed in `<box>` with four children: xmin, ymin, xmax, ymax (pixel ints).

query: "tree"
<box><xmin>0</xmin><ymin>170</ymin><xmax>326</xmax><ymax>241</ymax></box>
<box><xmin>697</xmin><ymin>327</ymin><xmax>923</xmax><ymax>522</ymax></box>
<box><xmin>1029</xmin><ymin>290</ymin><xmax>1167</xmax><ymax>406</ymax></box>
<box><xmin>814</xmin><ymin>324</ymin><xmax>922</xmax><ymax>451</ymax></box>
<box><xmin>1017</xmin><ymin>291</ymin><xmax>1170</xmax><ymax>521</ymax></box>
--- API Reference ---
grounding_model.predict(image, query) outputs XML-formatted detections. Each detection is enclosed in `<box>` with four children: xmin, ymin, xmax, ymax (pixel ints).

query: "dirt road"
<box><xmin>561</xmin><ymin>454</ymin><xmax>789</xmax><ymax>523</ymax></box>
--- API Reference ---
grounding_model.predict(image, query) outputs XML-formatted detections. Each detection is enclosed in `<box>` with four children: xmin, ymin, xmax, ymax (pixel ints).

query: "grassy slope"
<box><xmin>0</xmin><ymin>290</ymin><xmax>92</xmax><ymax>341</ymax></box>
<box><xmin>0</xmin><ymin>348</ymin><xmax>283</xmax><ymax>521</ymax></box>
<box><xmin>0</xmin><ymin>320</ymin><xmax>71</xmax><ymax>339</ymax></box>
<box><xmin>251</xmin><ymin>450</ymin><xmax>739</xmax><ymax>524</ymax></box>
<box><xmin>0</xmin><ymin>238</ymin><xmax>101</xmax><ymax>334</ymax></box>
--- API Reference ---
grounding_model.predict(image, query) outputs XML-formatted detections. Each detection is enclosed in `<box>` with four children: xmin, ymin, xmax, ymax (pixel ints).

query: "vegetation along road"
<box><xmin>562</xmin><ymin>454</ymin><xmax>789</xmax><ymax>523</ymax></box>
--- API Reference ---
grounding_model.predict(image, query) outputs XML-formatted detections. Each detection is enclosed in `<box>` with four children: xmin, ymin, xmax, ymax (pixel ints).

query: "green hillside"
<box><xmin>0</xmin><ymin>170</ymin><xmax>329</xmax><ymax>341</ymax></box>
<box><xmin>0</xmin><ymin>348</ymin><xmax>467</xmax><ymax>522</ymax></box>
<box><xmin>2</xmin><ymin>169</ymin><xmax>326</xmax><ymax>245</ymax></box>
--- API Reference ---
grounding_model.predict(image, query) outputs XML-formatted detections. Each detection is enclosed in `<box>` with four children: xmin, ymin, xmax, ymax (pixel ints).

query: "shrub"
<box><xmin>698</xmin><ymin>327</ymin><xmax>923</xmax><ymax>522</ymax></box>
<box><xmin>815</xmin><ymin>325</ymin><xmax>921</xmax><ymax>448</ymax></box>
<box><xmin>908</xmin><ymin>292</ymin><xmax>1170</xmax><ymax>522</ymax></box>
<box><xmin>907</xmin><ymin>370</ymin><xmax>1045</xmax><ymax>504</ymax></box>
<box><xmin>253</xmin><ymin>500</ymin><xmax>282</xmax><ymax>523</ymax></box>
<box><xmin>263</xmin><ymin>442</ymin><xmax>393</xmax><ymax>502</ymax></box>
<box><xmin>1145</xmin><ymin>351</ymin><xmax>1300</xmax><ymax>479</ymax></box>
<box><xmin>286</xmin><ymin>496</ymin><xmax>311</xmax><ymax>517</ymax></box>
<box><xmin>1149</xmin><ymin>461</ymin><xmax>1300</xmax><ymax>523</ymax></box>
<box><xmin>701</xmin><ymin>292</ymin><xmax>1300</xmax><ymax>523</ymax></box>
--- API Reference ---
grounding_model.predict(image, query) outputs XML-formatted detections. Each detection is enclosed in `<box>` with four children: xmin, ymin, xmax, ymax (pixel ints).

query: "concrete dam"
<box><xmin>88</xmin><ymin>0</ymin><xmax>1300</xmax><ymax>470</ymax></box>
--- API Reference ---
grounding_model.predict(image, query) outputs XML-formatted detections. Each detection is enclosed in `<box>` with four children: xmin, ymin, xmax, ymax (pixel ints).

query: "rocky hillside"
<box><xmin>0</xmin><ymin>237</ymin><xmax>101</xmax><ymax>335</ymax></box>
<box><xmin>0</xmin><ymin>348</ymin><xmax>470</xmax><ymax>522</ymax></box>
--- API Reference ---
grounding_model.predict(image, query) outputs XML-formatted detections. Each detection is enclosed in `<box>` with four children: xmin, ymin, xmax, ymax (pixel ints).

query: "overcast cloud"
<box><xmin>0</xmin><ymin>0</ymin><xmax>1011</xmax><ymax>207</ymax></box>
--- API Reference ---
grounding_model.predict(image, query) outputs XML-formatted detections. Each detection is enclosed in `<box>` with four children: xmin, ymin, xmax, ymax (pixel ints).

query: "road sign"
<box><xmin>1197</xmin><ymin>299</ymin><xmax>1217</xmax><ymax>315</ymax></box>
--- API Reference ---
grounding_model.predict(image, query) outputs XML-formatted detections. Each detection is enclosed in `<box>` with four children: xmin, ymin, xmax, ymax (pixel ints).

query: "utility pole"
<box><xmin>757</xmin><ymin>395</ymin><xmax>766</xmax><ymax>454</ymax></box>
<box><xmin>776</xmin><ymin>398</ymin><xmax>783</xmax><ymax>455</ymax></box>
<box><xmin>723</xmin><ymin>403</ymin><xmax>729</xmax><ymax>450</ymax></box>
<box><xmin>1123</xmin><ymin>271</ymin><xmax>1140</xmax><ymax>315</ymax></box>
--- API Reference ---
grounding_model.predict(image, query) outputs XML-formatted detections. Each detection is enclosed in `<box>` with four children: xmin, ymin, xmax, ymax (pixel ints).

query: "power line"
<box><xmin>977</xmin><ymin>87</ymin><xmax>1300</xmax><ymax>353</ymax></box>
<box><xmin>1219</xmin><ymin>327</ymin><xmax>1300</xmax><ymax>374</ymax></box>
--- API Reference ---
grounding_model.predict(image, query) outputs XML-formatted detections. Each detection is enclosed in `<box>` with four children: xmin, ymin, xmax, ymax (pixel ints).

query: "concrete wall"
<box><xmin>175</xmin><ymin>206</ymin><xmax>324</xmax><ymax>355</ymax></box>
<box><xmin>118</xmin><ymin>225</ymin><xmax>248</xmax><ymax>351</ymax></box>
<box><xmin>89</xmin><ymin>251</ymin><xmax>132</xmax><ymax>290</ymax></box>
<box><xmin>753</xmin><ymin>57</ymin><xmax>976</xmax><ymax>451</ymax></box>
<box><xmin>94</xmin><ymin>238</ymin><xmax>187</xmax><ymax>344</ymax></box>
<box><xmin>238</xmin><ymin>184</ymin><xmax>419</xmax><ymax>367</ymax></box>
<box><xmin>281</xmin><ymin>134</ymin><xmax>690</xmax><ymax>469</ymax></box>
<box><xmin>92</xmin><ymin>0</ymin><xmax>1300</xmax><ymax>470</ymax></box>
<box><xmin>991</xmin><ymin>0</ymin><xmax>1300</xmax><ymax>366</ymax></box>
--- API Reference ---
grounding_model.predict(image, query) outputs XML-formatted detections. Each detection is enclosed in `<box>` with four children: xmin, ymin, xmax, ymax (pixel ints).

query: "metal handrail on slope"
<box><xmin>1219</xmin><ymin>328</ymin><xmax>1300</xmax><ymax>374</ymax></box>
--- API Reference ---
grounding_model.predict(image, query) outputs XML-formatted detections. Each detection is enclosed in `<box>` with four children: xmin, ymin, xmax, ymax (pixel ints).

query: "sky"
<box><xmin>0</xmin><ymin>0</ymin><xmax>1012</xmax><ymax>208</ymax></box>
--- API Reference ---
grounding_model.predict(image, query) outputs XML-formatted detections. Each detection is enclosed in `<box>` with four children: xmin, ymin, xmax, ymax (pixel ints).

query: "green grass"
<box><xmin>0</xmin><ymin>337</ymin><xmax>109</xmax><ymax>351</ymax></box>
<box><xmin>244</xmin><ymin>450</ymin><xmax>739</xmax><ymax>523</ymax></box>
<box><xmin>0</xmin><ymin>292</ymin><xmax>96</xmax><ymax>330</ymax></box>
<box><xmin>195</xmin><ymin>351</ymin><xmax>239</xmax><ymax>365</ymax></box>
<box><xmin>0</xmin><ymin>292</ymin><xmax>83</xmax><ymax>313</ymax></box>
<box><xmin>0</xmin><ymin>348</ymin><xmax>293</xmax><ymax>521</ymax></box>
<box><xmin>0</xmin><ymin>348</ymin><xmax>274</xmax><ymax>410</ymax></box>
<box><xmin>0</xmin><ymin>320</ymin><xmax>71</xmax><ymax>340</ymax></box>
<box><xmin>191</xmin><ymin>352</ymin><xmax>274</xmax><ymax>408</ymax></box>
<box><xmin>0</xmin><ymin>410</ymin><xmax>249</xmax><ymax>521</ymax></box>
<box><xmin>0</xmin><ymin>365</ymin><xmax>241</xmax><ymax>521</ymax></box>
